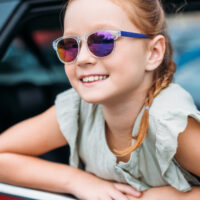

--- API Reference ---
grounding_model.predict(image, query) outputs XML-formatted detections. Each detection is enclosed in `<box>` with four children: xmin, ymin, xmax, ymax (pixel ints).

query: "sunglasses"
<box><xmin>53</xmin><ymin>30</ymin><xmax>148</xmax><ymax>64</ymax></box>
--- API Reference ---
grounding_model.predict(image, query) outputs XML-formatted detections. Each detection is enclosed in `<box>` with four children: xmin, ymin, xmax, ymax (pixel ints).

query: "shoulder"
<box><xmin>148</xmin><ymin>83</ymin><xmax>200</xmax><ymax>132</ymax></box>
<box><xmin>150</xmin><ymin>83</ymin><xmax>196</xmax><ymax>117</ymax></box>
<box><xmin>54</xmin><ymin>88</ymin><xmax>81</xmax><ymax>139</ymax></box>
<box><xmin>54</xmin><ymin>88</ymin><xmax>98</xmax><ymax>136</ymax></box>
<box><xmin>55</xmin><ymin>88</ymin><xmax>93</xmax><ymax>116</ymax></box>
<box><xmin>55</xmin><ymin>88</ymin><xmax>80</xmax><ymax>105</ymax></box>
<box><xmin>148</xmin><ymin>83</ymin><xmax>200</xmax><ymax>144</ymax></box>
<box><xmin>147</xmin><ymin>83</ymin><xmax>200</xmax><ymax>183</ymax></box>
<box><xmin>54</xmin><ymin>88</ymin><xmax>100</xmax><ymax>167</ymax></box>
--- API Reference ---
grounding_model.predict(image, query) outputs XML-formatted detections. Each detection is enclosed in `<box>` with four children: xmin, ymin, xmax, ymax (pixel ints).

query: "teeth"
<box><xmin>89</xmin><ymin>77</ymin><xmax>94</xmax><ymax>82</ymax></box>
<box><xmin>82</xmin><ymin>75</ymin><xmax>108</xmax><ymax>83</ymax></box>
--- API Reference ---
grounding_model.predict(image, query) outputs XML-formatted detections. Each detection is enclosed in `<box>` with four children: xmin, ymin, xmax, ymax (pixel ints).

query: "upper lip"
<box><xmin>79</xmin><ymin>74</ymin><xmax>109</xmax><ymax>80</ymax></box>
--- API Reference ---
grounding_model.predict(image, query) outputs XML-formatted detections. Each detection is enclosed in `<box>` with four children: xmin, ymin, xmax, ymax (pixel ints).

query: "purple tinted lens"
<box><xmin>88</xmin><ymin>31</ymin><xmax>114</xmax><ymax>57</ymax></box>
<box><xmin>57</xmin><ymin>38</ymin><xmax>78</xmax><ymax>63</ymax></box>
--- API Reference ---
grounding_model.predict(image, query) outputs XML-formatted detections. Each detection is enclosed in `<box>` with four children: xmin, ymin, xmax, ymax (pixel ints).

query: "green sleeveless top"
<box><xmin>55</xmin><ymin>83</ymin><xmax>200</xmax><ymax>192</ymax></box>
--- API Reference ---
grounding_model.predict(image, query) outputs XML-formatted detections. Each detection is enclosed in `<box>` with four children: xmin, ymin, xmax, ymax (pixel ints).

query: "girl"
<box><xmin>0</xmin><ymin>0</ymin><xmax>200</xmax><ymax>199</ymax></box>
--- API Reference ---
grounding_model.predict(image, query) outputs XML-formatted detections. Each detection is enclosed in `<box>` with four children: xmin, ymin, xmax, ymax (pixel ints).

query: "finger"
<box><xmin>110</xmin><ymin>190</ymin><xmax>128</xmax><ymax>200</ymax></box>
<box><xmin>126</xmin><ymin>194</ymin><xmax>139</xmax><ymax>200</ymax></box>
<box><xmin>114</xmin><ymin>183</ymin><xmax>142</xmax><ymax>198</ymax></box>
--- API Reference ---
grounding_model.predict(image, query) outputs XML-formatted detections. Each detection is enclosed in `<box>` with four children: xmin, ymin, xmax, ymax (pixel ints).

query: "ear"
<box><xmin>145</xmin><ymin>35</ymin><xmax>166</xmax><ymax>71</ymax></box>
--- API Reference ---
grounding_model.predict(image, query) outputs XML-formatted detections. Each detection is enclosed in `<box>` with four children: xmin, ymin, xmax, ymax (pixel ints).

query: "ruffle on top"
<box><xmin>150</xmin><ymin>83</ymin><xmax>200</xmax><ymax>191</ymax></box>
<box><xmin>55</xmin><ymin>84</ymin><xmax>200</xmax><ymax>192</ymax></box>
<box><xmin>55</xmin><ymin>88</ymin><xmax>81</xmax><ymax>168</ymax></box>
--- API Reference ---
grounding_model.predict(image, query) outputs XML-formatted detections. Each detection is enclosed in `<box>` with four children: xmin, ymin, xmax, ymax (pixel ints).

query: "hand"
<box><xmin>68</xmin><ymin>169</ymin><xmax>142</xmax><ymax>200</ymax></box>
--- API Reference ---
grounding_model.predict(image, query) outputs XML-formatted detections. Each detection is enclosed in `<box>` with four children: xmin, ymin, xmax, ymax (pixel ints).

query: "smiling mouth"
<box><xmin>81</xmin><ymin>75</ymin><xmax>109</xmax><ymax>83</ymax></box>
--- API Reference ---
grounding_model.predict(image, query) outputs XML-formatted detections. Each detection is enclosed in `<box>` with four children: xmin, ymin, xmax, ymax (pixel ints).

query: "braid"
<box><xmin>114</xmin><ymin>4</ymin><xmax>176</xmax><ymax>156</ymax></box>
<box><xmin>115</xmin><ymin>69</ymin><xmax>175</xmax><ymax>157</ymax></box>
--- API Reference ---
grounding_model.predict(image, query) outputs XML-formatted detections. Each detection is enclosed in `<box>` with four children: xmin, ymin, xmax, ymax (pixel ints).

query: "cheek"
<box><xmin>126</xmin><ymin>41</ymin><xmax>147</xmax><ymax>63</ymax></box>
<box><xmin>107</xmin><ymin>40</ymin><xmax>146</xmax><ymax>72</ymax></box>
<box><xmin>64</xmin><ymin>65</ymin><xmax>76</xmax><ymax>83</ymax></box>
<box><xmin>103</xmin><ymin>40</ymin><xmax>147</xmax><ymax>88</ymax></box>
<box><xmin>112</xmin><ymin>39</ymin><xmax>147</xmax><ymax>66</ymax></box>
<box><xmin>64</xmin><ymin>65</ymin><xmax>68</xmax><ymax>76</ymax></box>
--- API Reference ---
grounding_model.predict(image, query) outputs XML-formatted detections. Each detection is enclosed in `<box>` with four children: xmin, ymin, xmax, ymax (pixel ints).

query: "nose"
<box><xmin>76</xmin><ymin>40</ymin><xmax>96</xmax><ymax>67</ymax></box>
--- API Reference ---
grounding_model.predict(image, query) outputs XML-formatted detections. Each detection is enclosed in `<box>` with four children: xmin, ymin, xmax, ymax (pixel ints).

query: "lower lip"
<box><xmin>81</xmin><ymin>78</ymin><xmax>108</xmax><ymax>87</ymax></box>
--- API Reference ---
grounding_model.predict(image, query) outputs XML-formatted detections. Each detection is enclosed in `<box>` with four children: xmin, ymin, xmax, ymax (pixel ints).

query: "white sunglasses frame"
<box><xmin>52</xmin><ymin>29</ymin><xmax>148</xmax><ymax>64</ymax></box>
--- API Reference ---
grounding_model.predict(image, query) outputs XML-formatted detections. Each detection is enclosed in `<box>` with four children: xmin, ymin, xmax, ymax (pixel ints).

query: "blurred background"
<box><xmin>0</xmin><ymin>0</ymin><xmax>71</xmax><ymax>165</ymax></box>
<box><xmin>168</xmin><ymin>13</ymin><xmax>200</xmax><ymax>108</ymax></box>
<box><xmin>0</xmin><ymin>0</ymin><xmax>199</xmax><ymax>163</ymax></box>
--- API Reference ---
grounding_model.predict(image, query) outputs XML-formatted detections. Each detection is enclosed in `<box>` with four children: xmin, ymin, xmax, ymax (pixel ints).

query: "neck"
<box><xmin>102</xmin><ymin>88</ymin><xmax>148</xmax><ymax>157</ymax></box>
<box><xmin>102</xmin><ymin>88</ymin><xmax>147</xmax><ymax>138</ymax></box>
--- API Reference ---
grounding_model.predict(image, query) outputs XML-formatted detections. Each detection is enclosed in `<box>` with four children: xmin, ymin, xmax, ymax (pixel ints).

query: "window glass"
<box><xmin>32</xmin><ymin>30</ymin><xmax>63</xmax><ymax>66</ymax></box>
<box><xmin>0</xmin><ymin>0</ymin><xmax>20</xmax><ymax>30</ymax></box>
<box><xmin>0</xmin><ymin>29</ymin><xmax>68</xmax><ymax>86</ymax></box>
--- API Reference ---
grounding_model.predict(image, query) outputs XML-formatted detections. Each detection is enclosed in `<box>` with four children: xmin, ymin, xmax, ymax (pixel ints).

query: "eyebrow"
<box><xmin>91</xmin><ymin>23</ymin><xmax>121</xmax><ymax>30</ymax></box>
<box><xmin>64</xmin><ymin>23</ymin><xmax>121</xmax><ymax>36</ymax></box>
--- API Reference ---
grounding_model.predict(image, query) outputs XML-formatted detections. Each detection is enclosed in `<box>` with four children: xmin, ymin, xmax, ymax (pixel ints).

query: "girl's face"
<box><xmin>64</xmin><ymin>0</ymin><xmax>152</xmax><ymax>105</ymax></box>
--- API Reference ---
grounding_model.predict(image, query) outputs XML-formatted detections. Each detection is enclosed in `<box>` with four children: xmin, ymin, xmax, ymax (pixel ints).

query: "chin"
<box><xmin>74</xmin><ymin>85</ymin><xmax>112</xmax><ymax>104</ymax></box>
<box><xmin>80</xmin><ymin>94</ymin><xmax>103</xmax><ymax>104</ymax></box>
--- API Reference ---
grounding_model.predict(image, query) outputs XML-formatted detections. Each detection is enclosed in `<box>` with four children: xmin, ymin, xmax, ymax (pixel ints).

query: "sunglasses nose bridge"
<box><xmin>82</xmin><ymin>35</ymin><xmax>87</xmax><ymax>43</ymax></box>
<box><xmin>80</xmin><ymin>35</ymin><xmax>89</xmax><ymax>50</ymax></box>
<box><xmin>76</xmin><ymin>35</ymin><xmax>88</xmax><ymax>50</ymax></box>
<box><xmin>75</xmin><ymin>35</ymin><xmax>96</xmax><ymax>64</ymax></box>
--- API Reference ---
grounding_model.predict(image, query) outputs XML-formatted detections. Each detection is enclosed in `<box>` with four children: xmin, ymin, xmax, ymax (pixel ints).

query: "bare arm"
<box><xmin>0</xmin><ymin>105</ymin><xmax>70</xmax><ymax>192</ymax></box>
<box><xmin>0</xmin><ymin>105</ymin><xmax>67</xmax><ymax>155</ymax></box>
<box><xmin>175</xmin><ymin>117</ymin><xmax>200</xmax><ymax>176</ymax></box>
<box><xmin>125</xmin><ymin>186</ymin><xmax>200</xmax><ymax>200</ymax></box>
<box><xmin>126</xmin><ymin>117</ymin><xmax>200</xmax><ymax>200</ymax></box>
<box><xmin>143</xmin><ymin>117</ymin><xmax>200</xmax><ymax>200</ymax></box>
<box><xmin>0</xmin><ymin>154</ymin><xmax>141</xmax><ymax>200</ymax></box>
<box><xmin>0</xmin><ymin>152</ymin><xmax>79</xmax><ymax>193</ymax></box>
<box><xmin>0</xmin><ymin>106</ymin><xmax>141</xmax><ymax>199</ymax></box>
<box><xmin>131</xmin><ymin>117</ymin><xmax>200</xmax><ymax>200</ymax></box>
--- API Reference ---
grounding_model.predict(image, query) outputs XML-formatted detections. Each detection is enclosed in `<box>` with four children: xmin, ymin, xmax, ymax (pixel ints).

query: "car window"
<box><xmin>33</xmin><ymin>30</ymin><xmax>63</xmax><ymax>65</ymax></box>
<box><xmin>0</xmin><ymin>29</ymin><xmax>67</xmax><ymax>86</ymax></box>
<box><xmin>0</xmin><ymin>0</ymin><xmax>20</xmax><ymax>31</ymax></box>
<box><xmin>167</xmin><ymin>12</ymin><xmax>200</xmax><ymax>109</ymax></box>
<box><xmin>0</xmin><ymin>25</ymin><xmax>70</xmax><ymax>133</ymax></box>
